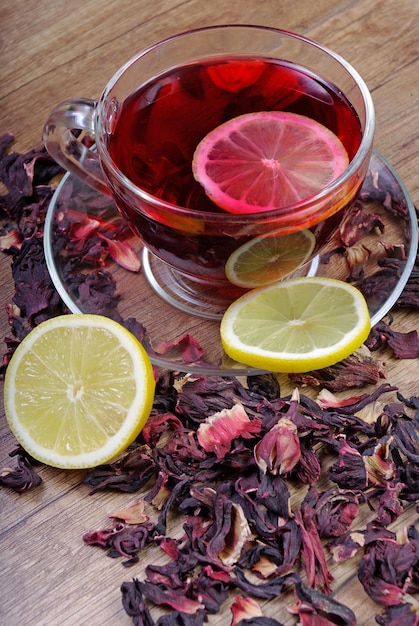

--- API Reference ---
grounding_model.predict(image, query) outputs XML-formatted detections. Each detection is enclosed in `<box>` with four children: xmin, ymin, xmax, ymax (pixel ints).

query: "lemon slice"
<box><xmin>192</xmin><ymin>111</ymin><xmax>349</xmax><ymax>214</ymax></box>
<box><xmin>225</xmin><ymin>230</ymin><xmax>316</xmax><ymax>288</ymax></box>
<box><xmin>220</xmin><ymin>277</ymin><xmax>371</xmax><ymax>372</ymax></box>
<box><xmin>4</xmin><ymin>314</ymin><xmax>155</xmax><ymax>469</ymax></box>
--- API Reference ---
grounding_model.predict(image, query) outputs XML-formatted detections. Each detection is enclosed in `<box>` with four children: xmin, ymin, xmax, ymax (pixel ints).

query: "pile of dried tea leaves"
<box><xmin>1</xmin><ymin>135</ymin><xmax>419</xmax><ymax>625</ymax></box>
<box><xmin>81</xmin><ymin>374</ymin><xmax>419</xmax><ymax>625</ymax></box>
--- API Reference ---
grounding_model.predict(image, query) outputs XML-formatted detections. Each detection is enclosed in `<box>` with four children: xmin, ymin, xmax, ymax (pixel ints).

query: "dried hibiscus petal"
<box><xmin>214</xmin><ymin>500</ymin><xmax>253</xmax><ymax>567</ymax></box>
<box><xmin>230</xmin><ymin>596</ymin><xmax>285</xmax><ymax>625</ymax></box>
<box><xmin>339</xmin><ymin>202</ymin><xmax>385</xmax><ymax>246</ymax></box>
<box><xmin>231</xmin><ymin>596</ymin><xmax>264</xmax><ymax>623</ymax></box>
<box><xmin>328</xmin><ymin>529</ymin><xmax>366</xmax><ymax>563</ymax></box>
<box><xmin>360</xmin><ymin>165</ymin><xmax>411</xmax><ymax>221</ymax></box>
<box><xmin>375</xmin><ymin>482</ymin><xmax>404</xmax><ymax>526</ymax></box>
<box><xmin>69</xmin><ymin>269</ymin><xmax>122</xmax><ymax>315</ymax></box>
<box><xmin>175</xmin><ymin>376</ymin><xmax>265</xmax><ymax>426</ymax></box>
<box><xmin>294</xmin><ymin>444</ymin><xmax>321</xmax><ymax>484</ymax></box>
<box><xmin>327</xmin><ymin>438</ymin><xmax>368</xmax><ymax>490</ymax></box>
<box><xmin>83</xmin><ymin>520</ymin><xmax>155</xmax><ymax>566</ymax></box>
<box><xmin>254</xmin><ymin>417</ymin><xmax>301</xmax><ymax>475</ymax></box>
<box><xmin>0</xmin><ymin>453</ymin><xmax>42</xmax><ymax>492</ymax></box>
<box><xmin>304</xmin><ymin>486</ymin><xmax>359</xmax><ymax>538</ymax></box>
<box><xmin>197</xmin><ymin>403</ymin><xmax>261</xmax><ymax>458</ymax></box>
<box><xmin>242</xmin><ymin>517</ymin><xmax>301</xmax><ymax>578</ymax></box>
<box><xmin>188</xmin><ymin>565</ymin><xmax>230</xmax><ymax>614</ymax></box>
<box><xmin>137</xmin><ymin>578</ymin><xmax>204</xmax><ymax>614</ymax></box>
<box><xmin>140</xmin><ymin>412</ymin><xmax>184</xmax><ymax>445</ymax></box>
<box><xmin>11</xmin><ymin>237</ymin><xmax>63</xmax><ymax>326</ymax></box>
<box><xmin>120</xmin><ymin>578</ymin><xmax>155</xmax><ymax>626</ymax></box>
<box><xmin>0</xmin><ymin>224</ymin><xmax>22</xmax><ymax>252</ymax></box>
<box><xmin>396</xmin><ymin>258</ymin><xmax>419</xmax><ymax>308</ymax></box>
<box><xmin>366</xmin><ymin>320</ymin><xmax>419</xmax><ymax>359</ymax></box>
<box><xmin>97</xmin><ymin>232</ymin><xmax>141</xmax><ymax>272</ymax></box>
<box><xmin>289</xmin><ymin>349</ymin><xmax>386</xmax><ymax>391</ymax></box>
<box><xmin>375</xmin><ymin>601</ymin><xmax>419</xmax><ymax>626</ymax></box>
<box><xmin>156</xmin><ymin>610</ymin><xmax>207</xmax><ymax>625</ymax></box>
<box><xmin>289</xmin><ymin>579</ymin><xmax>357</xmax><ymax>625</ymax></box>
<box><xmin>109</xmin><ymin>499</ymin><xmax>149</xmax><ymax>525</ymax></box>
<box><xmin>363</xmin><ymin>438</ymin><xmax>397</xmax><ymax>486</ymax></box>
<box><xmin>84</xmin><ymin>444</ymin><xmax>156</xmax><ymax>494</ymax></box>
<box><xmin>358</xmin><ymin>524</ymin><xmax>418</xmax><ymax>606</ymax></box>
<box><xmin>233</xmin><ymin>568</ymin><xmax>297</xmax><ymax>600</ymax></box>
<box><xmin>295</xmin><ymin>501</ymin><xmax>334</xmax><ymax>593</ymax></box>
<box><xmin>152</xmin><ymin>333</ymin><xmax>206</xmax><ymax>364</ymax></box>
<box><xmin>345</xmin><ymin>243</ymin><xmax>371</xmax><ymax>280</ymax></box>
<box><xmin>188</xmin><ymin>482</ymin><xmax>253</xmax><ymax>567</ymax></box>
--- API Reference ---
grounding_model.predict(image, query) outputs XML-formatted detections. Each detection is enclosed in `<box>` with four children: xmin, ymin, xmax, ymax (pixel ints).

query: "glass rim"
<box><xmin>95</xmin><ymin>24</ymin><xmax>376</xmax><ymax>221</ymax></box>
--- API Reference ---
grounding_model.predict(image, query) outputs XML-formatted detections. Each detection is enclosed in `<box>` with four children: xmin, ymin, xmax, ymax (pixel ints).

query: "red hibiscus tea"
<box><xmin>106</xmin><ymin>57</ymin><xmax>363</xmax><ymax>297</ymax></box>
<box><xmin>44</xmin><ymin>26</ymin><xmax>374</xmax><ymax>314</ymax></box>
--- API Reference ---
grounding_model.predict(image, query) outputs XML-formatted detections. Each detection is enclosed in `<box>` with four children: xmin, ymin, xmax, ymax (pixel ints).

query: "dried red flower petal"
<box><xmin>339</xmin><ymin>203</ymin><xmax>385</xmax><ymax>246</ymax></box>
<box><xmin>295</xmin><ymin>500</ymin><xmax>334</xmax><ymax>593</ymax></box>
<box><xmin>109</xmin><ymin>499</ymin><xmax>149</xmax><ymax>525</ymax></box>
<box><xmin>346</xmin><ymin>243</ymin><xmax>371</xmax><ymax>268</ymax></box>
<box><xmin>295</xmin><ymin>444</ymin><xmax>321</xmax><ymax>484</ymax></box>
<box><xmin>140</xmin><ymin>411</ymin><xmax>184</xmax><ymax>445</ymax></box>
<box><xmin>366</xmin><ymin>320</ymin><xmax>419</xmax><ymax>359</ymax></box>
<box><xmin>138</xmin><ymin>579</ymin><xmax>205</xmax><ymax>614</ymax></box>
<box><xmin>303</xmin><ymin>486</ymin><xmax>359</xmax><ymax>539</ymax></box>
<box><xmin>120</xmin><ymin>578</ymin><xmax>155</xmax><ymax>626</ymax></box>
<box><xmin>197</xmin><ymin>403</ymin><xmax>261</xmax><ymax>458</ymax></box>
<box><xmin>152</xmin><ymin>333</ymin><xmax>206</xmax><ymax>364</ymax></box>
<box><xmin>360</xmin><ymin>165</ymin><xmax>411</xmax><ymax>221</ymax></box>
<box><xmin>289</xmin><ymin>579</ymin><xmax>357</xmax><ymax>625</ymax></box>
<box><xmin>0</xmin><ymin>225</ymin><xmax>22</xmax><ymax>252</ymax></box>
<box><xmin>230</xmin><ymin>596</ymin><xmax>279</xmax><ymax>626</ymax></box>
<box><xmin>316</xmin><ymin>388</ymin><xmax>368</xmax><ymax>409</ymax></box>
<box><xmin>375</xmin><ymin>482</ymin><xmax>404</xmax><ymax>526</ymax></box>
<box><xmin>254</xmin><ymin>418</ymin><xmax>301</xmax><ymax>475</ymax></box>
<box><xmin>83</xmin><ymin>520</ymin><xmax>155</xmax><ymax>565</ymax></box>
<box><xmin>98</xmin><ymin>233</ymin><xmax>141</xmax><ymax>272</ymax></box>
<box><xmin>218</xmin><ymin>502</ymin><xmax>253</xmax><ymax>566</ymax></box>
<box><xmin>289</xmin><ymin>349</ymin><xmax>386</xmax><ymax>391</ymax></box>
<box><xmin>11</xmin><ymin>237</ymin><xmax>63</xmax><ymax>326</ymax></box>
<box><xmin>233</xmin><ymin>568</ymin><xmax>297</xmax><ymax>600</ymax></box>
<box><xmin>327</xmin><ymin>438</ymin><xmax>368</xmax><ymax>490</ymax></box>
<box><xmin>84</xmin><ymin>444</ymin><xmax>156</xmax><ymax>494</ymax></box>
<box><xmin>358</xmin><ymin>525</ymin><xmax>418</xmax><ymax>606</ymax></box>
<box><xmin>0</xmin><ymin>454</ymin><xmax>42</xmax><ymax>492</ymax></box>
<box><xmin>230</xmin><ymin>596</ymin><xmax>263</xmax><ymax>624</ymax></box>
<box><xmin>375</xmin><ymin>601</ymin><xmax>419</xmax><ymax>626</ymax></box>
<box><xmin>329</xmin><ymin>529</ymin><xmax>366</xmax><ymax>563</ymax></box>
<box><xmin>364</xmin><ymin>438</ymin><xmax>397</xmax><ymax>486</ymax></box>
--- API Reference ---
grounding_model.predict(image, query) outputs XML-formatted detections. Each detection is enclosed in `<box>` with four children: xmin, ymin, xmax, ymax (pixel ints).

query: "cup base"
<box><xmin>142</xmin><ymin>247</ymin><xmax>320</xmax><ymax>320</ymax></box>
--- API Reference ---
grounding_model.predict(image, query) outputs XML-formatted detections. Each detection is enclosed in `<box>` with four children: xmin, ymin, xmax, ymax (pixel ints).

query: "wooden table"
<box><xmin>1</xmin><ymin>1</ymin><xmax>418</xmax><ymax>624</ymax></box>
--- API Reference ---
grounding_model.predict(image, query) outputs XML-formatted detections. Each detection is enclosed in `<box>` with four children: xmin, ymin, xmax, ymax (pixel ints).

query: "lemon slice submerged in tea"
<box><xmin>4</xmin><ymin>314</ymin><xmax>155</xmax><ymax>469</ymax></box>
<box><xmin>192</xmin><ymin>111</ymin><xmax>349</xmax><ymax>214</ymax></box>
<box><xmin>220</xmin><ymin>277</ymin><xmax>371</xmax><ymax>372</ymax></box>
<box><xmin>226</xmin><ymin>230</ymin><xmax>316</xmax><ymax>288</ymax></box>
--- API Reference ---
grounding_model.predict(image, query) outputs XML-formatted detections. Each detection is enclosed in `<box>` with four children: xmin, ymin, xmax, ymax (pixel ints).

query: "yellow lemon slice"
<box><xmin>225</xmin><ymin>230</ymin><xmax>316</xmax><ymax>288</ymax></box>
<box><xmin>4</xmin><ymin>314</ymin><xmax>155</xmax><ymax>469</ymax></box>
<box><xmin>220</xmin><ymin>277</ymin><xmax>371</xmax><ymax>372</ymax></box>
<box><xmin>192</xmin><ymin>111</ymin><xmax>349</xmax><ymax>214</ymax></box>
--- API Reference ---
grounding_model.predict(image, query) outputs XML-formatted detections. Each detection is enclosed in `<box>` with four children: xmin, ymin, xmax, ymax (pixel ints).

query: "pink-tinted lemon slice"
<box><xmin>192</xmin><ymin>111</ymin><xmax>349</xmax><ymax>214</ymax></box>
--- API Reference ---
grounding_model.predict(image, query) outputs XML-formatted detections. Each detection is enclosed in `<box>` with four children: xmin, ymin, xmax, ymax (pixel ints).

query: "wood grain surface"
<box><xmin>1</xmin><ymin>1</ymin><xmax>418</xmax><ymax>624</ymax></box>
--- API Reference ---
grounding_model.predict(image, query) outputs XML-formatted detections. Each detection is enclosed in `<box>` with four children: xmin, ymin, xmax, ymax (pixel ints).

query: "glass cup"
<box><xmin>43</xmin><ymin>25</ymin><xmax>375</xmax><ymax>318</ymax></box>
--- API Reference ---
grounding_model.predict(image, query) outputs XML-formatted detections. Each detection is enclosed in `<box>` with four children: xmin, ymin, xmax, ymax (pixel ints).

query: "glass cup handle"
<box><xmin>43</xmin><ymin>98</ymin><xmax>110</xmax><ymax>196</ymax></box>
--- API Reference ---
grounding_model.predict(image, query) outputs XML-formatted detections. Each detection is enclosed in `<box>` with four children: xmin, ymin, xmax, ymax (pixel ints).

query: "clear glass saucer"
<box><xmin>44</xmin><ymin>151</ymin><xmax>418</xmax><ymax>376</ymax></box>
